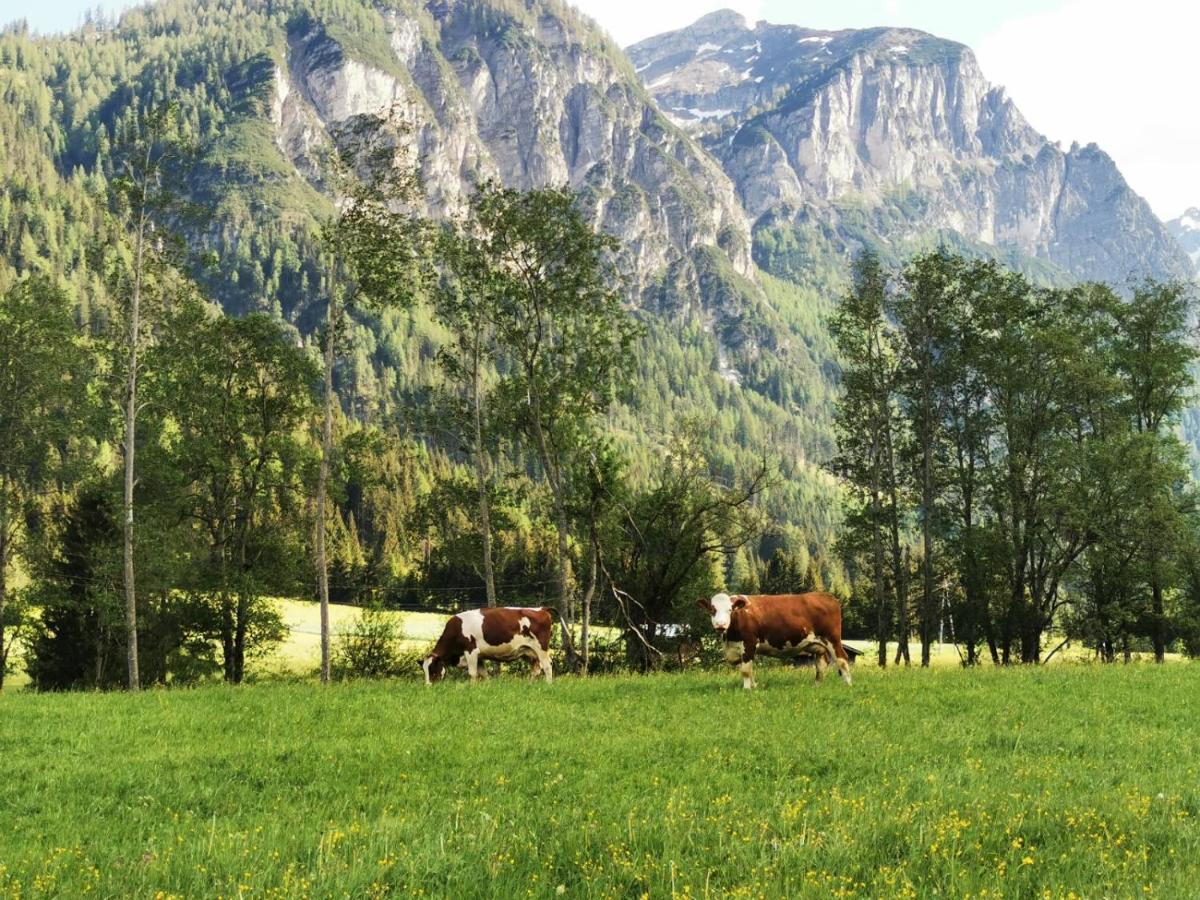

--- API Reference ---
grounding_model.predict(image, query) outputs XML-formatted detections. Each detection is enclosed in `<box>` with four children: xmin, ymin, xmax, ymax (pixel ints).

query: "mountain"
<box><xmin>277</xmin><ymin>2</ymin><xmax>752</xmax><ymax>282</ymax></box>
<box><xmin>628</xmin><ymin>10</ymin><xmax>1192</xmax><ymax>285</ymax></box>
<box><xmin>1</xmin><ymin>0</ymin><xmax>1192</xmax><ymax>558</ymax></box>
<box><xmin>0</xmin><ymin>0</ymin><xmax>843</xmax><ymax>552</ymax></box>
<box><xmin>1167</xmin><ymin>209</ymin><xmax>1200</xmax><ymax>275</ymax></box>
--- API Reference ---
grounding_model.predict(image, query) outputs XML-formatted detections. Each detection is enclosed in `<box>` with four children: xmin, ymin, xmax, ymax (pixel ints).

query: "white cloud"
<box><xmin>976</xmin><ymin>0</ymin><xmax>1200</xmax><ymax>221</ymax></box>
<box><xmin>569</xmin><ymin>0</ymin><xmax>766</xmax><ymax>48</ymax></box>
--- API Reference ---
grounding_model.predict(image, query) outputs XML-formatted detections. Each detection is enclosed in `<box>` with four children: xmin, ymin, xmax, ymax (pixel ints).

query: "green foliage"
<box><xmin>145</xmin><ymin>301</ymin><xmax>319</xmax><ymax>682</ymax></box>
<box><xmin>331</xmin><ymin>604</ymin><xmax>408</xmax><ymax>680</ymax></box>
<box><xmin>0</xmin><ymin>275</ymin><xmax>92</xmax><ymax>686</ymax></box>
<box><xmin>834</xmin><ymin>249</ymin><xmax>1200</xmax><ymax>664</ymax></box>
<box><xmin>605</xmin><ymin>420</ymin><xmax>768</xmax><ymax>655</ymax></box>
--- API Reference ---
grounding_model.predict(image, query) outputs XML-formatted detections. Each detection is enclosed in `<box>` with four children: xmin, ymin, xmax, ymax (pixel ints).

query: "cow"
<box><xmin>421</xmin><ymin>607</ymin><xmax>554</xmax><ymax>684</ymax></box>
<box><xmin>697</xmin><ymin>592</ymin><xmax>852</xmax><ymax>689</ymax></box>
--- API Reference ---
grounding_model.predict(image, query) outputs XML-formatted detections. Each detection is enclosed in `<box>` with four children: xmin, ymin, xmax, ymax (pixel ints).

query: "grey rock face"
<box><xmin>629</xmin><ymin>11</ymin><xmax>1191</xmax><ymax>284</ymax></box>
<box><xmin>271</xmin><ymin>1</ymin><xmax>752</xmax><ymax>291</ymax></box>
<box><xmin>1167</xmin><ymin>209</ymin><xmax>1200</xmax><ymax>275</ymax></box>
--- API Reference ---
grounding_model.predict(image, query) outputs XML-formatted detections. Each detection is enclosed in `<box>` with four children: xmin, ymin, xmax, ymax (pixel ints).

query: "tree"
<box><xmin>0</xmin><ymin>276</ymin><xmax>88</xmax><ymax>688</ymax></box>
<box><xmin>606</xmin><ymin>420</ymin><xmax>769</xmax><ymax>670</ymax></box>
<box><xmin>430</xmin><ymin>222</ymin><xmax>505</xmax><ymax>608</ymax></box>
<box><xmin>148</xmin><ymin>301</ymin><xmax>318</xmax><ymax>683</ymax></box>
<box><xmin>316</xmin><ymin>115</ymin><xmax>428</xmax><ymax>683</ymax></box>
<box><xmin>571</xmin><ymin>435</ymin><xmax>624</xmax><ymax>674</ymax></box>
<box><xmin>893</xmin><ymin>250</ymin><xmax>960</xmax><ymax>666</ymax></box>
<box><xmin>831</xmin><ymin>250</ymin><xmax>907</xmax><ymax>666</ymax></box>
<box><xmin>978</xmin><ymin>281</ymin><xmax>1118</xmax><ymax>662</ymax></box>
<box><xmin>107</xmin><ymin>102</ymin><xmax>188</xmax><ymax>691</ymax></box>
<box><xmin>1111</xmin><ymin>281</ymin><xmax>1197</xmax><ymax>660</ymax></box>
<box><xmin>469</xmin><ymin>183</ymin><xmax>641</xmax><ymax>669</ymax></box>
<box><xmin>935</xmin><ymin>259</ymin><xmax>999</xmax><ymax>665</ymax></box>
<box><xmin>1069</xmin><ymin>433</ymin><xmax>1189</xmax><ymax>661</ymax></box>
<box><xmin>23</xmin><ymin>485</ymin><xmax>123</xmax><ymax>690</ymax></box>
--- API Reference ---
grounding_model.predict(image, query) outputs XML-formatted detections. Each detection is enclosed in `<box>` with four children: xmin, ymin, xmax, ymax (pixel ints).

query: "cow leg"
<box><xmin>740</xmin><ymin>658</ymin><xmax>756</xmax><ymax>690</ymax></box>
<box><xmin>740</xmin><ymin>640</ymin><xmax>757</xmax><ymax>690</ymax></box>
<box><xmin>814</xmin><ymin>647</ymin><xmax>828</xmax><ymax>681</ymax></box>
<box><xmin>536</xmin><ymin>648</ymin><xmax>554</xmax><ymax>683</ymax></box>
<box><xmin>528</xmin><ymin>654</ymin><xmax>542</xmax><ymax>680</ymax></box>
<box><xmin>830</xmin><ymin>636</ymin><xmax>853</xmax><ymax>686</ymax></box>
<box><xmin>466</xmin><ymin>651</ymin><xmax>481</xmax><ymax>681</ymax></box>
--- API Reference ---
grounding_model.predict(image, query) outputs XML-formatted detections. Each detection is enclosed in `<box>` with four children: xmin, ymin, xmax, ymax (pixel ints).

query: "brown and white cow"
<box><xmin>421</xmin><ymin>607</ymin><xmax>554</xmax><ymax>684</ymax></box>
<box><xmin>698</xmin><ymin>592</ymin><xmax>852</xmax><ymax>689</ymax></box>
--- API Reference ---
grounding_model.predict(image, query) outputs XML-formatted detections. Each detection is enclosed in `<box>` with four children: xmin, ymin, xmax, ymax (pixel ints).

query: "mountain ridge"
<box><xmin>628</xmin><ymin>8</ymin><xmax>1191</xmax><ymax>286</ymax></box>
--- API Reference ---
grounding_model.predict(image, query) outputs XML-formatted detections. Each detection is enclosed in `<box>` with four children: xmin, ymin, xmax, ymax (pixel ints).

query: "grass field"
<box><xmin>2</xmin><ymin>664</ymin><xmax>1198</xmax><ymax>898</ymax></box>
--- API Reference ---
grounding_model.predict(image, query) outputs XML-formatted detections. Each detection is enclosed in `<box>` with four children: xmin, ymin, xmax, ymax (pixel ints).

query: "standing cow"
<box><xmin>698</xmin><ymin>592</ymin><xmax>852</xmax><ymax>689</ymax></box>
<box><xmin>421</xmin><ymin>607</ymin><xmax>554</xmax><ymax>684</ymax></box>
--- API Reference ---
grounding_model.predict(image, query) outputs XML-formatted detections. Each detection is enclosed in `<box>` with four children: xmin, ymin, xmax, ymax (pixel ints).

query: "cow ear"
<box><xmin>732</xmin><ymin>595</ymin><xmax>750</xmax><ymax>610</ymax></box>
<box><xmin>696</xmin><ymin>598</ymin><xmax>713</xmax><ymax>613</ymax></box>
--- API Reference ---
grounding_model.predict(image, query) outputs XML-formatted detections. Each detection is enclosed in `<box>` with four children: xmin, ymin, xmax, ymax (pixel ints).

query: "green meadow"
<box><xmin>2</xmin><ymin>664</ymin><xmax>1198</xmax><ymax>898</ymax></box>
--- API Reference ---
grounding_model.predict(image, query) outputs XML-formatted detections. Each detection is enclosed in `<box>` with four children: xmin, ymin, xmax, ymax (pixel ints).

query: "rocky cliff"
<box><xmin>1167</xmin><ymin>209</ymin><xmax>1200</xmax><ymax>276</ymax></box>
<box><xmin>629</xmin><ymin>10</ymin><xmax>1191</xmax><ymax>284</ymax></box>
<box><xmin>270</xmin><ymin>0</ymin><xmax>752</xmax><ymax>288</ymax></box>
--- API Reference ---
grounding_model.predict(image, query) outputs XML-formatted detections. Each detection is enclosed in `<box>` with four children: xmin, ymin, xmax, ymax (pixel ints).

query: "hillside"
<box><xmin>2</xmin><ymin>0</ymin><xmax>1191</xmax><ymax>566</ymax></box>
<box><xmin>0</xmin><ymin>0</ymin><xmax>845</xmax><ymax>557</ymax></box>
<box><xmin>1</xmin><ymin>666</ymin><xmax>1198</xmax><ymax>896</ymax></box>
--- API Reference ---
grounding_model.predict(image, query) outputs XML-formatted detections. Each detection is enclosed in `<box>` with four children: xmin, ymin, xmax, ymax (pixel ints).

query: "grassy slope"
<box><xmin>2</xmin><ymin>666</ymin><xmax>1198</xmax><ymax>898</ymax></box>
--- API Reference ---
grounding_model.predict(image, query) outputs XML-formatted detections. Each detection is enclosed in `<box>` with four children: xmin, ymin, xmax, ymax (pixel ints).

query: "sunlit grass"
<box><xmin>1</xmin><ymin>664</ymin><xmax>1197</xmax><ymax>897</ymax></box>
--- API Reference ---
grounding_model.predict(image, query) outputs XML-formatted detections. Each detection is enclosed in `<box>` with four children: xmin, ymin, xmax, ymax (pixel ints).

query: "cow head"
<box><xmin>697</xmin><ymin>592</ymin><xmax>749</xmax><ymax>635</ymax></box>
<box><xmin>421</xmin><ymin>654</ymin><xmax>446</xmax><ymax>684</ymax></box>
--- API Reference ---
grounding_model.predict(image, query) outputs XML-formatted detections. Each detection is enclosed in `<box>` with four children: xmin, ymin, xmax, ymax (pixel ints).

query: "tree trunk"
<box><xmin>1020</xmin><ymin>628</ymin><xmax>1041</xmax><ymax>664</ymax></box>
<box><xmin>870</xmin><ymin>448</ymin><xmax>888</xmax><ymax>669</ymax></box>
<box><xmin>234</xmin><ymin>591</ymin><xmax>247</xmax><ymax>684</ymax></box>
<box><xmin>959</xmin><ymin>464</ymin><xmax>982</xmax><ymax>667</ymax></box>
<box><xmin>580</xmin><ymin>521</ymin><xmax>598</xmax><ymax>675</ymax></box>
<box><xmin>986</xmin><ymin>628</ymin><xmax>1000</xmax><ymax>665</ymax></box>
<box><xmin>920</xmin><ymin>429</ymin><xmax>935</xmax><ymax>668</ymax></box>
<box><xmin>550</xmin><ymin>495</ymin><xmax>575</xmax><ymax>665</ymax></box>
<box><xmin>315</xmin><ymin>295</ymin><xmax>338</xmax><ymax>685</ymax></box>
<box><xmin>123</xmin><ymin>212</ymin><xmax>145</xmax><ymax>692</ymax></box>
<box><xmin>471</xmin><ymin>341</ymin><xmax>497</xmax><ymax>608</ymax></box>
<box><xmin>1151</xmin><ymin>574</ymin><xmax>1166</xmax><ymax>663</ymax></box>
<box><xmin>529</xmin><ymin>404</ymin><xmax>576</xmax><ymax>668</ymax></box>
<box><xmin>883</xmin><ymin>419</ymin><xmax>910</xmax><ymax>665</ymax></box>
<box><xmin>216</xmin><ymin>528</ymin><xmax>235</xmax><ymax>684</ymax></box>
<box><xmin>221</xmin><ymin>596</ymin><xmax>235</xmax><ymax>683</ymax></box>
<box><xmin>0</xmin><ymin>483</ymin><xmax>8</xmax><ymax>691</ymax></box>
<box><xmin>94</xmin><ymin>622</ymin><xmax>106</xmax><ymax>688</ymax></box>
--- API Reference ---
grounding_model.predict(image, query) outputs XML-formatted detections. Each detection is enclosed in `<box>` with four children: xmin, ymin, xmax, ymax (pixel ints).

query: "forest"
<box><xmin>833</xmin><ymin>252</ymin><xmax>1200</xmax><ymax>667</ymax></box>
<box><xmin>0</xmin><ymin>94</ymin><xmax>792</xmax><ymax>689</ymax></box>
<box><xmin>3</xmin><ymin>4</ymin><xmax>1200</xmax><ymax>692</ymax></box>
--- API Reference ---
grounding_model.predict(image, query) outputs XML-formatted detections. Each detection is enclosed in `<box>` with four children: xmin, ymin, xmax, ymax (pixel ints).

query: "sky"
<box><xmin>8</xmin><ymin>0</ymin><xmax>1198</xmax><ymax>220</ymax></box>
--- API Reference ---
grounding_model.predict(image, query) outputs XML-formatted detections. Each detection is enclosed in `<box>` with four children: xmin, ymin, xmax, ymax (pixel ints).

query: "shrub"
<box><xmin>332</xmin><ymin>606</ymin><xmax>406</xmax><ymax>680</ymax></box>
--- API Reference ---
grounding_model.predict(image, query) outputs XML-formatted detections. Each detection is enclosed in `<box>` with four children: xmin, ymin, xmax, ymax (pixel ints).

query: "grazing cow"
<box><xmin>421</xmin><ymin>607</ymin><xmax>554</xmax><ymax>684</ymax></box>
<box><xmin>697</xmin><ymin>592</ymin><xmax>852</xmax><ymax>689</ymax></box>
